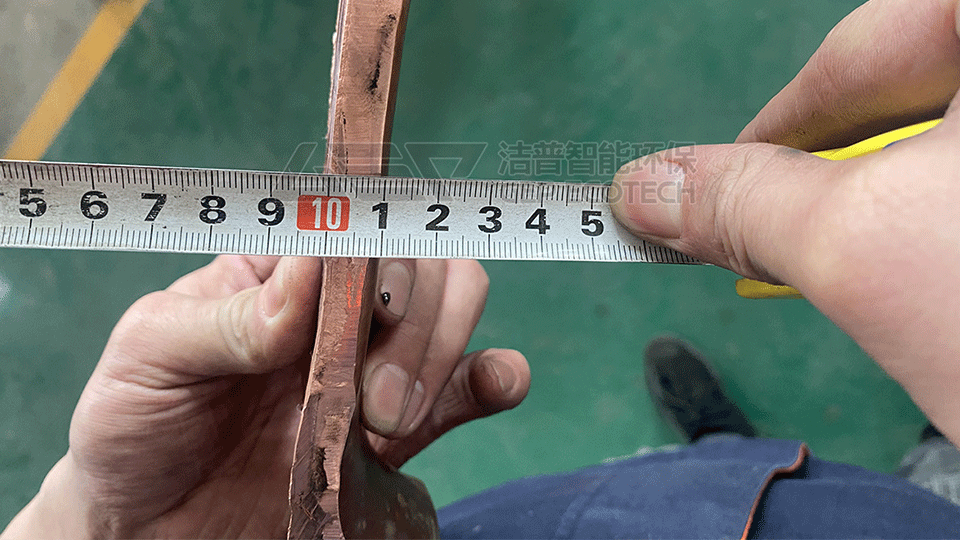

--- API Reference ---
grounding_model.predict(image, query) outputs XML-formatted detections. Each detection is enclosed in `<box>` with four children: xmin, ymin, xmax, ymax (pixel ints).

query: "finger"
<box><xmin>610</xmin><ymin>107</ymin><xmax>960</xmax><ymax>336</ymax></box>
<box><xmin>103</xmin><ymin>256</ymin><xmax>322</xmax><ymax>385</ymax></box>
<box><xmin>392</xmin><ymin>260</ymin><xmax>490</xmax><ymax>437</ymax></box>
<box><xmin>737</xmin><ymin>0</ymin><xmax>960</xmax><ymax>151</ymax></box>
<box><xmin>361</xmin><ymin>260</ymin><xmax>447</xmax><ymax>436</ymax></box>
<box><xmin>370</xmin><ymin>348</ymin><xmax>530</xmax><ymax>468</ymax></box>
<box><xmin>373</xmin><ymin>259</ymin><xmax>417</xmax><ymax>325</ymax></box>
<box><xmin>609</xmin><ymin>142</ymin><xmax>853</xmax><ymax>289</ymax></box>
<box><xmin>168</xmin><ymin>255</ymin><xmax>281</xmax><ymax>298</ymax></box>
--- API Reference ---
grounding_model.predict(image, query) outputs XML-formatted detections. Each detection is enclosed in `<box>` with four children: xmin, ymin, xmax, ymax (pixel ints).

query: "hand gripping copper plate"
<box><xmin>286</xmin><ymin>0</ymin><xmax>439</xmax><ymax>539</ymax></box>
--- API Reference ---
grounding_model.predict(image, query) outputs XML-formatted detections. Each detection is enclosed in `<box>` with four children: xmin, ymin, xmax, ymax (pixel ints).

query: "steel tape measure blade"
<box><xmin>0</xmin><ymin>160</ymin><xmax>698</xmax><ymax>264</ymax></box>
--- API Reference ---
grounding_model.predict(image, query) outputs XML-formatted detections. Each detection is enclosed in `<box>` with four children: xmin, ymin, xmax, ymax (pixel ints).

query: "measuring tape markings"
<box><xmin>0</xmin><ymin>160</ymin><xmax>696</xmax><ymax>263</ymax></box>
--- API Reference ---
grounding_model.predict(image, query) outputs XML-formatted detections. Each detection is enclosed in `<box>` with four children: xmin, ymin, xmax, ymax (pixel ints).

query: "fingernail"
<box><xmin>363</xmin><ymin>363</ymin><xmax>411</xmax><ymax>434</ymax></box>
<box><xmin>610</xmin><ymin>156</ymin><xmax>686</xmax><ymax>239</ymax></box>
<box><xmin>484</xmin><ymin>358</ymin><xmax>517</xmax><ymax>394</ymax></box>
<box><xmin>379</xmin><ymin>261</ymin><xmax>413</xmax><ymax>317</ymax></box>
<box><xmin>262</xmin><ymin>261</ymin><xmax>288</xmax><ymax>318</ymax></box>
<box><xmin>396</xmin><ymin>379</ymin><xmax>425</xmax><ymax>435</ymax></box>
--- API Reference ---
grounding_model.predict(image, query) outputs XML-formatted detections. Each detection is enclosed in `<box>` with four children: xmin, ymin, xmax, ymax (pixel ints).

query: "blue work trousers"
<box><xmin>438</xmin><ymin>436</ymin><xmax>960</xmax><ymax>538</ymax></box>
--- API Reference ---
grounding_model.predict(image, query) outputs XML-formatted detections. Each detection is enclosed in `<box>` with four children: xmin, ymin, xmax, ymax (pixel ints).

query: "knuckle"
<box><xmin>128</xmin><ymin>290</ymin><xmax>171</xmax><ymax>316</ymax></box>
<box><xmin>215</xmin><ymin>290</ymin><xmax>260</xmax><ymax>367</ymax></box>
<box><xmin>392</xmin><ymin>317</ymin><xmax>432</xmax><ymax>351</ymax></box>
<box><xmin>806</xmin><ymin>49</ymin><xmax>870</xmax><ymax>123</ymax></box>
<box><xmin>113</xmin><ymin>291</ymin><xmax>172</xmax><ymax>341</ymax></box>
<box><xmin>693</xmin><ymin>145</ymin><xmax>784</xmax><ymax>277</ymax></box>
<box><xmin>106</xmin><ymin>291</ymin><xmax>180</xmax><ymax>364</ymax></box>
<box><xmin>449</xmin><ymin>355</ymin><xmax>484</xmax><ymax>410</ymax></box>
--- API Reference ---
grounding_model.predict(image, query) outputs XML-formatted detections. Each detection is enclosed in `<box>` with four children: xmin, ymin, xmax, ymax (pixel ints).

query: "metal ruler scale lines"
<box><xmin>0</xmin><ymin>160</ymin><xmax>697</xmax><ymax>264</ymax></box>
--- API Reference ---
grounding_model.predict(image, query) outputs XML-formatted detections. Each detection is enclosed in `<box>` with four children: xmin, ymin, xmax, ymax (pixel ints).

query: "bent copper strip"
<box><xmin>287</xmin><ymin>0</ymin><xmax>438</xmax><ymax>538</ymax></box>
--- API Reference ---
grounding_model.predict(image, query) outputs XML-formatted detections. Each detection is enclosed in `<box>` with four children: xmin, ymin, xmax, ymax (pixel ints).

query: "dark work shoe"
<box><xmin>644</xmin><ymin>336</ymin><xmax>757</xmax><ymax>443</ymax></box>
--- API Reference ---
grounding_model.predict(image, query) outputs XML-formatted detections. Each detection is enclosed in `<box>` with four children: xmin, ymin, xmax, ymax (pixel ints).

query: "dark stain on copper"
<box><xmin>314</xmin><ymin>362</ymin><xmax>325</xmax><ymax>383</ymax></box>
<box><xmin>368</xmin><ymin>13</ymin><xmax>398</xmax><ymax>96</ymax></box>
<box><xmin>310</xmin><ymin>446</ymin><xmax>329</xmax><ymax>494</ymax></box>
<box><xmin>368</xmin><ymin>61</ymin><xmax>381</xmax><ymax>93</ymax></box>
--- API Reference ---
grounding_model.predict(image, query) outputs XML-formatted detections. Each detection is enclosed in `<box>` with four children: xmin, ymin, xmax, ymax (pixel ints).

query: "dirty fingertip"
<box><xmin>379</xmin><ymin>260</ymin><xmax>414</xmax><ymax>319</ymax></box>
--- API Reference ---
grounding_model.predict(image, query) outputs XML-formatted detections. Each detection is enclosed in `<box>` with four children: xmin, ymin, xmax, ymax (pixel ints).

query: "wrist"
<box><xmin>2</xmin><ymin>453</ymin><xmax>93</xmax><ymax>540</ymax></box>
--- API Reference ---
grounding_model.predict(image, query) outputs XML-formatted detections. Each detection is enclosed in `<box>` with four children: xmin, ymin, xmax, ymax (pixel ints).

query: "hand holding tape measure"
<box><xmin>0</xmin><ymin>119</ymin><xmax>944</xmax><ymax>296</ymax></box>
<box><xmin>734</xmin><ymin>119</ymin><xmax>942</xmax><ymax>299</ymax></box>
<box><xmin>8</xmin><ymin>0</ymin><xmax>960</xmax><ymax>537</ymax></box>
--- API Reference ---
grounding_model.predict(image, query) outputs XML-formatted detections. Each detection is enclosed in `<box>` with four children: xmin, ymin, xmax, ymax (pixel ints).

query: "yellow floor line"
<box><xmin>3</xmin><ymin>0</ymin><xmax>150</xmax><ymax>161</ymax></box>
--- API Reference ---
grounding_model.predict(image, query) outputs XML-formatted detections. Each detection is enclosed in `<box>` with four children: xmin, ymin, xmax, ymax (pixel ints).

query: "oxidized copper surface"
<box><xmin>287</xmin><ymin>0</ymin><xmax>438</xmax><ymax>538</ymax></box>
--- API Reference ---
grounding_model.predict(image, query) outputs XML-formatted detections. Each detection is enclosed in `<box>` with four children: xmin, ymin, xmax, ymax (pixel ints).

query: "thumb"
<box><xmin>102</xmin><ymin>257</ymin><xmax>322</xmax><ymax>385</ymax></box>
<box><xmin>609</xmin><ymin>144</ymin><xmax>848</xmax><ymax>287</ymax></box>
<box><xmin>370</xmin><ymin>348</ymin><xmax>530</xmax><ymax>468</ymax></box>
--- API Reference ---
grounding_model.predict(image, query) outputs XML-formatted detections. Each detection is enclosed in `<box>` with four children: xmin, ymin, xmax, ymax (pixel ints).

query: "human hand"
<box><xmin>611</xmin><ymin>0</ymin><xmax>960</xmax><ymax>444</ymax></box>
<box><xmin>3</xmin><ymin>256</ymin><xmax>529</xmax><ymax>539</ymax></box>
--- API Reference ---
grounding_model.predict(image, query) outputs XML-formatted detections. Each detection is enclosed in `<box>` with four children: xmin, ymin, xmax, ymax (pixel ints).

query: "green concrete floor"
<box><xmin>1</xmin><ymin>0</ymin><xmax>929</xmax><ymax>525</ymax></box>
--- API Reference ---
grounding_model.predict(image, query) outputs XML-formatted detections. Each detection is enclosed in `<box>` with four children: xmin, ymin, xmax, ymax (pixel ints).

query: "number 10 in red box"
<box><xmin>297</xmin><ymin>196</ymin><xmax>351</xmax><ymax>231</ymax></box>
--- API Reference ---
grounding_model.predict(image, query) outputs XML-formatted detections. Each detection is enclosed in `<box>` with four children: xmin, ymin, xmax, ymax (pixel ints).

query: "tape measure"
<box><xmin>0</xmin><ymin>159</ymin><xmax>697</xmax><ymax>264</ymax></box>
<box><xmin>0</xmin><ymin>119</ymin><xmax>941</xmax><ymax>298</ymax></box>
